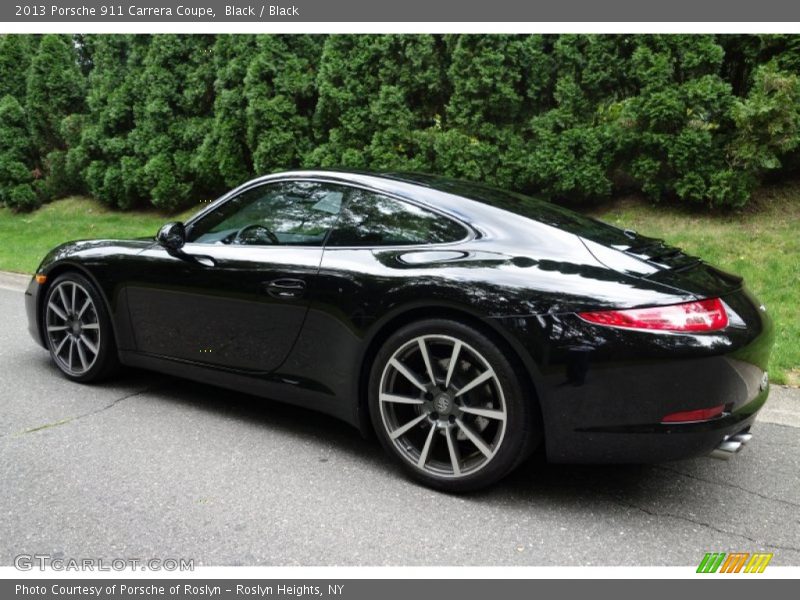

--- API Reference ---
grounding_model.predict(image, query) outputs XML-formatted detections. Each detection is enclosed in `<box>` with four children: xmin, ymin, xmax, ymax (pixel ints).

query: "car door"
<box><xmin>280</xmin><ymin>187</ymin><xmax>472</xmax><ymax>397</ymax></box>
<box><xmin>125</xmin><ymin>179</ymin><xmax>346</xmax><ymax>373</ymax></box>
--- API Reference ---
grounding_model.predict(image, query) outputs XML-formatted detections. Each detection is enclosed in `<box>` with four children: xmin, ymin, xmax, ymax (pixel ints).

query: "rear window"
<box><xmin>387</xmin><ymin>173</ymin><xmax>634</xmax><ymax>247</ymax></box>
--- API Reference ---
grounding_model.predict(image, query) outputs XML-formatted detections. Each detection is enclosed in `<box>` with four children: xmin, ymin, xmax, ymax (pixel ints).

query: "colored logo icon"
<box><xmin>697</xmin><ymin>552</ymin><xmax>773</xmax><ymax>573</ymax></box>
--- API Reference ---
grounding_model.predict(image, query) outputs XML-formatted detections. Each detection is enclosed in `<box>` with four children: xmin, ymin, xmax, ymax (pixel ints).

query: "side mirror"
<box><xmin>156</xmin><ymin>221</ymin><xmax>186</xmax><ymax>252</ymax></box>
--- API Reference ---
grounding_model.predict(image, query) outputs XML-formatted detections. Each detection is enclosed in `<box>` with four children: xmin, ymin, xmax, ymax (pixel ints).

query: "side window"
<box><xmin>327</xmin><ymin>189</ymin><xmax>468</xmax><ymax>247</ymax></box>
<box><xmin>187</xmin><ymin>181</ymin><xmax>345</xmax><ymax>246</ymax></box>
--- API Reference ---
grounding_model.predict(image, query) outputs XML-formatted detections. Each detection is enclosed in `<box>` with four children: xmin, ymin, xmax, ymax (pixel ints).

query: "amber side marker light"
<box><xmin>35</xmin><ymin>274</ymin><xmax>47</xmax><ymax>284</ymax></box>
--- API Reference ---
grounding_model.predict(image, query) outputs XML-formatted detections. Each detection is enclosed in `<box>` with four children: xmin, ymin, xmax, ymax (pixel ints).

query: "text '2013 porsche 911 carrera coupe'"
<box><xmin>25</xmin><ymin>171</ymin><xmax>774</xmax><ymax>491</ymax></box>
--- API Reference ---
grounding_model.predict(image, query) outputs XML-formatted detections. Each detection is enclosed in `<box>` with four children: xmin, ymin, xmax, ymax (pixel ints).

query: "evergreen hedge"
<box><xmin>1</xmin><ymin>34</ymin><xmax>799</xmax><ymax>212</ymax></box>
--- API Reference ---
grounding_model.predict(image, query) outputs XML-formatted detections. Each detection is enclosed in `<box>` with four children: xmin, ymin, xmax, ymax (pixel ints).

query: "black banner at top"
<box><xmin>3</xmin><ymin>0</ymin><xmax>800</xmax><ymax>22</ymax></box>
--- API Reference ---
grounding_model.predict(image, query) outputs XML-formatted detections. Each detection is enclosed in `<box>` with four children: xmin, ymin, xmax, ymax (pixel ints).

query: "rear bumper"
<box><xmin>496</xmin><ymin>286</ymin><xmax>774</xmax><ymax>464</ymax></box>
<box><xmin>545</xmin><ymin>381</ymin><xmax>768</xmax><ymax>463</ymax></box>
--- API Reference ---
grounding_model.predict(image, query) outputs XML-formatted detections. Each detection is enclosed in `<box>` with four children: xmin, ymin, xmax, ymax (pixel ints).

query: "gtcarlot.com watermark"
<box><xmin>14</xmin><ymin>554</ymin><xmax>194</xmax><ymax>572</ymax></box>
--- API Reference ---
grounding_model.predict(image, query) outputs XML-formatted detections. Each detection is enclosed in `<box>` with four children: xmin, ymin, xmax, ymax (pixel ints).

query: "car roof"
<box><xmin>245</xmin><ymin>169</ymin><xmax>535</xmax><ymax>222</ymax></box>
<box><xmin>250</xmin><ymin>170</ymin><xmax>601</xmax><ymax>233</ymax></box>
<box><xmin>232</xmin><ymin>169</ymin><xmax>487</xmax><ymax>223</ymax></box>
<box><xmin>192</xmin><ymin>169</ymin><xmax>632</xmax><ymax>251</ymax></box>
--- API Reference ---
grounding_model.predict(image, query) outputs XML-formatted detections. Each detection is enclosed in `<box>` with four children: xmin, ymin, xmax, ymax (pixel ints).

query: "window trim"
<box><xmin>183</xmin><ymin>176</ymin><xmax>475</xmax><ymax>251</ymax></box>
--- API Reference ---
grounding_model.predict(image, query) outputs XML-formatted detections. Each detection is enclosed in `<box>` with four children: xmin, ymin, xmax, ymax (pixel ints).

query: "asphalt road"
<box><xmin>1</xmin><ymin>283</ymin><xmax>799</xmax><ymax>566</ymax></box>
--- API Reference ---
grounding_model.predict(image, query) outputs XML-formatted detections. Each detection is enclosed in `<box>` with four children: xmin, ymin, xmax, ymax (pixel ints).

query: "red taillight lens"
<box><xmin>578</xmin><ymin>298</ymin><xmax>728</xmax><ymax>332</ymax></box>
<box><xmin>661</xmin><ymin>404</ymin><xmax>725</xmax><ymax>423</ymax></box>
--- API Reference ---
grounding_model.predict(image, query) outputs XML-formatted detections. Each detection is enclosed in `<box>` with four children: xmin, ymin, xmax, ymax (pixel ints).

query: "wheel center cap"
<box><xmin>71</xmin><ymin>322</ymin><xmax>81</xmax><ymax>336</ymax></box>
<box><xmin>434</xmin><ymin>393</ymin><xmax>452</xmax><ymax>414</ymax></box>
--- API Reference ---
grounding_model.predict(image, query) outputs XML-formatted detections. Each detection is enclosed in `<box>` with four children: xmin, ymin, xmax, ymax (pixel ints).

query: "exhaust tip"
<box><xmin>730</xmin><ymin>432</ymin><xmax>753</xmax><ymax>445</ymax></box>
<box><xmin>710</xmin><ymin>439</ymin><xmax>742</xmax><ymax>460</ymax></box>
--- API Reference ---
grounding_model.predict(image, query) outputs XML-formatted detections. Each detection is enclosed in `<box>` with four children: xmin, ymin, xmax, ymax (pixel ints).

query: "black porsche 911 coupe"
<box><xmin>25</xmin><ymin>170</ymin><xmax>774</xmax><ymax>491</ymax></box>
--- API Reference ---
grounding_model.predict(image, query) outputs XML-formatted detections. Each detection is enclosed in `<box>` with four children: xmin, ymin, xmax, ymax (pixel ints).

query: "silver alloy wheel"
<box><xmin>45</xmin><ymin>281</ymin><xmax>101</xmax><ymax>376</ymax></box>
<box><xmin>378</xmin><ymin>334</ymin><xmax>507</xmax><ymax>478</ymax></box>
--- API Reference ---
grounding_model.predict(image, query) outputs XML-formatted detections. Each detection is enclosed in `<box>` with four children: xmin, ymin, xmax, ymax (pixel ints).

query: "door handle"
<box><xmin>265</xmin><ymin>278</ymin><xmax>306</xmax><ymax>299</ymax></box>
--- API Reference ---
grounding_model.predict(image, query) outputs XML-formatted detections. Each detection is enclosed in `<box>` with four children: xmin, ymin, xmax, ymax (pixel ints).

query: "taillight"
<box><xmin>578</xmin><ymin>298</ymin><xmax>729</xmax><ymax>332</ymax></box>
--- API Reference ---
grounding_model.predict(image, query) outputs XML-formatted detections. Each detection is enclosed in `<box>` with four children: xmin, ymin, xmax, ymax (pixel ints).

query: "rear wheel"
<box><xmin>42</xmin><ymin>272</ymin><xmax>119</xmax><ymax>382</ymax></box>
<box><xmin>369</xmin><ymin>319</ymin><xmax>540</xmax><ymax>492</ymax></box>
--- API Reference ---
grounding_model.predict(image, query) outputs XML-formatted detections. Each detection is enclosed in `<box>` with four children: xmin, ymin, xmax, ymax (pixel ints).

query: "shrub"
<box><xmin>4</xmin><ymin>34</ymin><xmax>800</xmax><ymax>211</ymax></box>
<box><xmin>25</xmin><ymin>35</ymin><xmax>85</xmax><ymax>160</ymax></box>
<box><xmin>0</xmin><ymin>95</ymin><xmax>38</xmax><ymax>211</ymax></box>
<box><xmin>730</xmin><ymin>62</ymin><xmax>800</xmax><ymax>176</ymax></box>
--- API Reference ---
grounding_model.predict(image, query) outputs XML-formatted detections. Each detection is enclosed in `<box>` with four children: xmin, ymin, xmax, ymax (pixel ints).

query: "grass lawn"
<box><xmin>0</xmin><ymin>196</ymin><xmax>197</xmax><ymax>275</ymax></box>
<box><xmin>1</xmin><ymin>188</ymin><xmax>797</xmax><ymax>384</ymax></box>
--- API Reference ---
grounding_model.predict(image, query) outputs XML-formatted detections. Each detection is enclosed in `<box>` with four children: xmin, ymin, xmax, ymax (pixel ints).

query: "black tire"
<box><xmin>369</xmin><ymin>319</ymin><xmax>541</xmax><ymax>492</ymax></box>
<box><xmin>41</xmin><ymin>272</ymin><xmax>120</xmax><ymax>383</ymax></box>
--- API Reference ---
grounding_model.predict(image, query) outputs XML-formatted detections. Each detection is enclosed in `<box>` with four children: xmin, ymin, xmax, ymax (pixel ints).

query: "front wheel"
<box><xmin>42</xmin><ymin>272</ymin><xmax>119</xmax><ymax>383</ymax></box>
<box><xmin>369</xmin><ymin>319</ymin><xmax>540</xmax><ymax>492</ymax></box>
